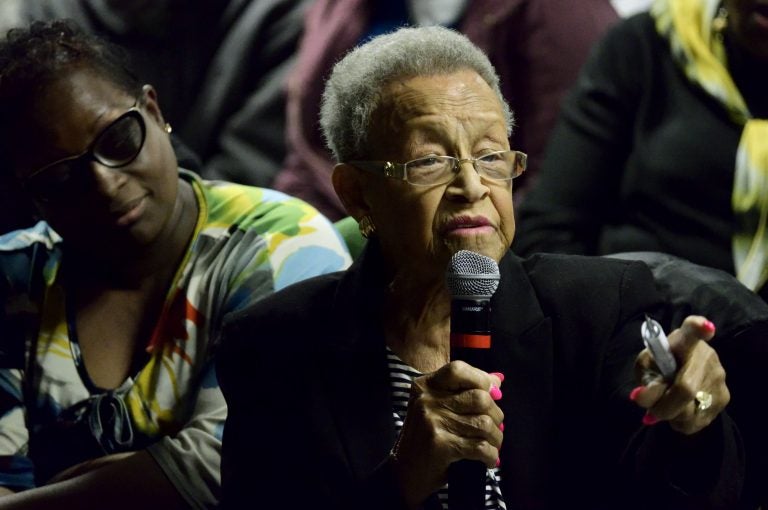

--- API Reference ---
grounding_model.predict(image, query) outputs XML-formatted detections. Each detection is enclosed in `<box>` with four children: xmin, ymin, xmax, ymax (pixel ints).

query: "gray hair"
<box><xmin>319</xmin><ymin>25</ymin><xmax>513</xmax><ymax>162</ymax></box>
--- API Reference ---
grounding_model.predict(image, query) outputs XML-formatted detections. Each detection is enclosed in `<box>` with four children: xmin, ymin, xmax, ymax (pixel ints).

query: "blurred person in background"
<box><xmin>514</xmin><ymin>0</ymin><xmax>768</xmax><ymax>302</ymax></box>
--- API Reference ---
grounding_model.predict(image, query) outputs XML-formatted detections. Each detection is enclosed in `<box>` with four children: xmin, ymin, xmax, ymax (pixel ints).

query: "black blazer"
<box><xmin>217</xmin><ymin>244</ymin><xmax>743</xmax><ymax>509</ymax></box>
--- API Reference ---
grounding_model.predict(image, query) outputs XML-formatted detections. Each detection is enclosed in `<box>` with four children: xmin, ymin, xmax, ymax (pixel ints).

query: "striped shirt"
<box><xmin>386</xmin><ymin>349</ymin><xmax>507</xmax><ymax>509</ymax></box>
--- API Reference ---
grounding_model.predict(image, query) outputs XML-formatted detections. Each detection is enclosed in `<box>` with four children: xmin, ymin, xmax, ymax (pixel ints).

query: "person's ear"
<box><xmin>140</xmin><ymin>84</ymin><xmax>168</xmax><ymax>129</ymax></box>
<box><xmin>332</xmin><ymin>163</ymin><xmax>371</xmax><ymax>221</ymax></box>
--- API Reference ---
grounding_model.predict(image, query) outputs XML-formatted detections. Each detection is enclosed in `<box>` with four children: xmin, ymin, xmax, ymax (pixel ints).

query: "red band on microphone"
<box><xmin>450</xmin><ymin>333</ymin><xmax>491</xmax><ymax>349</ymax></box>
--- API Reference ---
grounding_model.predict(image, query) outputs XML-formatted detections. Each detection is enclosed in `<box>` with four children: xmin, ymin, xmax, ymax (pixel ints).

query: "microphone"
<box><xmin>445</xmin><ymin>250</ymin><xmax>500</xmax><ymax>510</ymax></box>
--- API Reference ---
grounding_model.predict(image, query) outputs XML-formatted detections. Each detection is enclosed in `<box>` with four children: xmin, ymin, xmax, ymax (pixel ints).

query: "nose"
<box><xmin>88</xmin><ymin>162</ymin><xmax>127</xmax><ymax>200</ymax></box>
<box><xmin>446</xmin><ymin>159</ymin><xmax>489</xmax><ymax>202</ymax></box>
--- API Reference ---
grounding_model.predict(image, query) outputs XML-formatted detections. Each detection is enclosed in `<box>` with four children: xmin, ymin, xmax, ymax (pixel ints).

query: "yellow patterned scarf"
<box><xmin>652</xmin><ymin>0</ymin><xmax>768</xmax><ymax>291</ymax></box>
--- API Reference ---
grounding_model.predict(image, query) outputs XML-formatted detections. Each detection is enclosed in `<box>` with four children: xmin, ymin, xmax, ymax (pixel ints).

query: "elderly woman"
<box><xmin>0</xmin><ymin>20</ymin><xmax>350</xmax><ymax>509</ymax></box>
<box><xmin>217</xmin><ymin>26</ymin><xmax>742</xmax><ymax>509</ymax></box>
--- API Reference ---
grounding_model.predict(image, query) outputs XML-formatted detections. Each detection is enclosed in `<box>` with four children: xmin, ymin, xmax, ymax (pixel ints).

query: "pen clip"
<box><xmin>643</xmin><ymin>314</ymin><xmax>660</xmax><ymax>338</ymax></box>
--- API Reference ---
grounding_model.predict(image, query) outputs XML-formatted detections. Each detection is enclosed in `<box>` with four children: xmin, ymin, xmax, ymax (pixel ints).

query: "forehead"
<box><xmin>11</xmin><ymin>68</ymin><xmax>133</xmax><ymax>174</ymax></box>
<box><xmin>378</xmin><ymin>70</ymin><xmax>505</xmax><ymax>128</ymax></box>
<box><xmin>31</xmin><ymin>68</ymin><xmax>129</xmax><ymax>120</ymax></box>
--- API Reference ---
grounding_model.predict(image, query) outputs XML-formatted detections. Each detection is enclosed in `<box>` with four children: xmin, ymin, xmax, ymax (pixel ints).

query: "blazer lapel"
<box><xmin>322</xmin><ymin>340</ymin><xmax>396</xmax><ymax>479</ymax></box>
<box><xmin>492</xmin><ymin>253</ymin><xmax>555</xmax><ymax>509</ymax></box>
<box><xmin>320</xmin><ymin>243</ymin><xmax>397</xmax><ymax>480</ymax></box>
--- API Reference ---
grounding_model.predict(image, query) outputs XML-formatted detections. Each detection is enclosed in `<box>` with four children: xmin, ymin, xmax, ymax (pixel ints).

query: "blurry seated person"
<box><xmin>513</xmin><ymin>0</ymin><xmax>768</xmax><ymax>300</ymax></box>
<box><xmin>0</xmin><ymin>21</ymin><xmax>351</xmax><ymax>509</ymax></box>
<box><xmin>217</xmin><ymin>26</ymin><xmax>744</xmax><ymax>509</ymax></box>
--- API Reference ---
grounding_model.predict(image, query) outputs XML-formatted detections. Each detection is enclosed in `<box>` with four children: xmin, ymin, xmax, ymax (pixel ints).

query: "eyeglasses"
<box><xmin>349</xmin><ymin>150</ymin><xmax>527</xmax><ymax>186</ymax></box>
<box><xmin>21</xmin><ymin>101</ymin><xmax>146</xmax><ymax>203</ymax></box>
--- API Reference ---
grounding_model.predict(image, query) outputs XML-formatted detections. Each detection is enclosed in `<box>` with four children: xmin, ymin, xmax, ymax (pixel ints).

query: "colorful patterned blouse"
<box><xmin>0</xmin><ymin>170</ymin><xmax>352</xmax><ymax>508</ymax></box>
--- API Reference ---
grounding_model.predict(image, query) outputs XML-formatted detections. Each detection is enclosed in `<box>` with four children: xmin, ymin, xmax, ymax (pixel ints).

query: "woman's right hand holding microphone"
<box><xmin>391</xmin><ymin>361</ymin><xmax>504</xmax><ymax>509</ymax></box>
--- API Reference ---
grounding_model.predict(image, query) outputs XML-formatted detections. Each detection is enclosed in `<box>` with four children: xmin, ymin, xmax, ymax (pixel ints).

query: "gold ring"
<box><xmin>695</xmin><ymin>390</ymin><xmax>713</xmax><ymax>412</ymax></box>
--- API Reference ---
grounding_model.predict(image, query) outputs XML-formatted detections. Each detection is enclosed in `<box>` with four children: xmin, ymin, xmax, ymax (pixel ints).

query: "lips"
<box><xmin>112</xmin><ymin>195</ymin><xmax>148</xmax><ymax>227</ymax></box>
<box><xmin>442</xmin><ymin>215</ymin><xmax>493</xmax><ymax>233</ymax></box>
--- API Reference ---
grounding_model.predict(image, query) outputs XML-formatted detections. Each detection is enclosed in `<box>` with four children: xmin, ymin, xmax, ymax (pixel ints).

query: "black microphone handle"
<box><xmin>448</xmin><ymin>298</ymin><xmax>492</xmax><ymax>510</ymax></box>
<box><xmin>448</xmin><ymin>460</ymin><xmax>487</xmax><ymax>510</ymax></box>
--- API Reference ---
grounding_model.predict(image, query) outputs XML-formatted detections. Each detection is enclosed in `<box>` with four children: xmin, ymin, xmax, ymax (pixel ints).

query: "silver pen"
<box><xmin>640</xmin><ymin>315</ymin><xmax>678</xmax><ymax>381</ymax></box>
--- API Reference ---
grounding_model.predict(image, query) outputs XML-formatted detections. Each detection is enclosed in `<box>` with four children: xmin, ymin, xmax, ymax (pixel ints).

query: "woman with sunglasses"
<box><xmin>0</xmin><ymin>20</ymin><xmax>351</xmax><ymax>509</ymax></box>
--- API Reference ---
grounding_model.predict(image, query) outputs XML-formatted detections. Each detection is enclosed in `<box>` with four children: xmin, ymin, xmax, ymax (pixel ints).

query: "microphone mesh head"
<box><xmin>445</xmin><ymin>250</ymin><xmax>500</xmax><ymax>298</ymax></box>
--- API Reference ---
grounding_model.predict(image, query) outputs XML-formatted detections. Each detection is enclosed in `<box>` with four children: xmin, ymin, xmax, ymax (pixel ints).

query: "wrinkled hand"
<box><xmin>632</xmin><ymin>315</ymin><xmax>729</xmax><ymax>435</ymax></box>
<box><xmin>391</xmin><ymin>361</ymin><xmax>503</xmax><ymax>508</ymax></box>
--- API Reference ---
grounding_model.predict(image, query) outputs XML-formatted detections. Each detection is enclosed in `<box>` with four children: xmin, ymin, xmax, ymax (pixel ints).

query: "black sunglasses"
<box><xmin>22</xmin><ymin>102</ymin><xmax>146</xmax><ymax>203</ymax></box>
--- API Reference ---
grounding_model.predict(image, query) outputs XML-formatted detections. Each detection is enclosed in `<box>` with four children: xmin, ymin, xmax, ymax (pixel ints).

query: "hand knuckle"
<box><xmin>433</xmin><ymin>427</ymin><xmax>450</xmax><ymax>445</ymax></box>
<box><xmin>448</xmin><ymin>360</ymin><xmax>468</xmax><ymax>377</ymax></box>
<box><xmin>472</xmin><ymin>439</ymin><xmax>491</xmax><ymax>458</ymax></box>
<box><xmin>474</xmin><ymin>389</ymin><xmax>493</xmax><ymax>407</ymax></box>
<box><xmin>721</xmin><ymin>386</ymin><xmax>731</xmax><ymax>406</ymax></box>
<box><xmin>464</xmin><ymin>389</ymin><xmax>481</xmax><ymax>408</ymax></box>
<box><xmin>675</xmin><ymin>382</ymin><xmax>696</xmax><ymax>401</ymax></box>
<box><xmin>713</xmin><ymin>364</ymin><xmax>726</xmax><ymax>382</ymax></box>
<box><xmin>473</xmin><ymin>414</ymin><xmax>493</xmax><ymax>432</ymax></box>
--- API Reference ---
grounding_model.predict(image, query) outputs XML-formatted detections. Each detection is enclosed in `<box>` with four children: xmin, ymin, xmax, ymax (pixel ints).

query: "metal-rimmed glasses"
<box><xmin>348</xmin><ymin>149</ymin><xmax>527</xmax><ymax>186</ymax></box>
<box><xmin>21</xmin><ymin>100</ymin><xmax>147</xmax><ymax>203</ymax></box>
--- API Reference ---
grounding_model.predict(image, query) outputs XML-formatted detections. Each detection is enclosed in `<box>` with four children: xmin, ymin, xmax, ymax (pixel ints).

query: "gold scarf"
<box><xmin>652</xmin><ymin>0</ymin><xmax>768</xmax><ymax>291</ymax></box>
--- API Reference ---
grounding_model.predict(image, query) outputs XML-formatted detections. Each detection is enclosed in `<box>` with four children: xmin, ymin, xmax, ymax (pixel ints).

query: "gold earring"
<box><xmin>713</xmin><ymin>6</ymin><xmax>728</xmax><ymax>33</ymax></box>
<box><xmin>164</xmin><ymin>122</ymin><xmax>173</xmax><ymax>134</ymax></box>
<box><xmin>358</xmin><ymin>215</ymin><xmax>376</xmax><ymax>239</ymax></box>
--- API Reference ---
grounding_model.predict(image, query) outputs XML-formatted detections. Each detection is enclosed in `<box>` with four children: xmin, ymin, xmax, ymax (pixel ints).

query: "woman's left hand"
<box><xmin>631</xmin><ymin>315</ymin><xmax>729</xmax><ymax>435</ymax></box>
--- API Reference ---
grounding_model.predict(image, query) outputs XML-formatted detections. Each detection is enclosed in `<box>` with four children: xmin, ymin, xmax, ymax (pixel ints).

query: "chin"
<box><xmin>100</xmin><ymin>223</ymin><xmax>160</xmax><ymax>254</ymax></box>
<box><xmin>444</xmin><ymin>239</ymin><xmax>506</xmax><ymax>262</ymax></box>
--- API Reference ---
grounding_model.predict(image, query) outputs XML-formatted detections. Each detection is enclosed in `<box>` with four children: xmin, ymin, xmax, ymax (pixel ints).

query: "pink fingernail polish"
<box><xmin>702</xmin><ymin>320</ymin><xmax>716</xmax><ymax>333</ymax></box>
<box><xmin>499</xmin><ymin>422</ymin><xmax>505</xmax><ymax>432</ymax></box>
<box><xmin>489</xmin><ymin>372</ymin><xmax>505</xmax><ymax>383</ymax></box>
<box><xmin>490</xmin><ymin>385</ymin><xmax>502</xmax><ymax>401</ymax></box>
<box><xmin>495</xmin><ymin>458</ymin><xmax>501</xmax><ymax>468</ymax></box>
<box><xmin>629</xmin><ymin>386</ymin><xmax>644</xmax><ymax>402</ymax></box>
<box><xmin>642</xmin><ymin>412</ymin><xmax>658</xmax><ymax>426</ymax></box>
